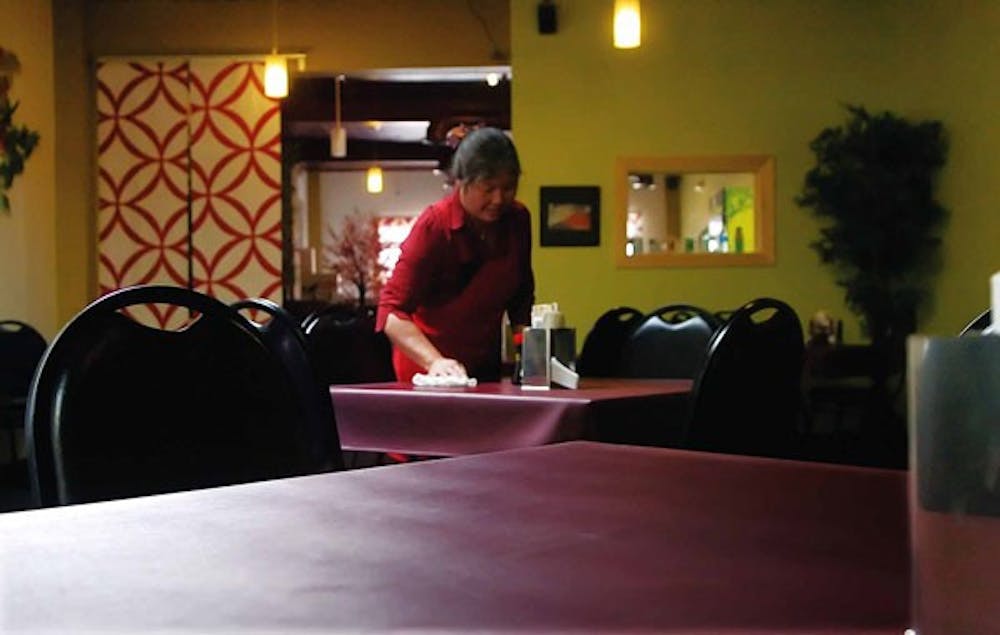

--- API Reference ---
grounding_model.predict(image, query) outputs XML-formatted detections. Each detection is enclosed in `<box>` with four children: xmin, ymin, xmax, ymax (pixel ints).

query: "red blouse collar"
<box><xmin>446</xmin><ymin>189</ymin><xmax>466</xmax><ymax>232</ymax></box>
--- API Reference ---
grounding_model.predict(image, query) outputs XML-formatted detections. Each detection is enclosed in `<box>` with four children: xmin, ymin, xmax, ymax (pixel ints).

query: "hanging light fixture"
<box><xmin>264</xmin><ymin>56</ymin><xmax>288</xmax><ymax>98</ymax></box>
<box><xmin>263</xmin><ymin>0</ymin><xmax>288</xmax><ymax>98</ymax></box>
<box><xmin>330</xmin><ymin>74</ymin><xmax>347</xmax><ymax>157</ymax></box>
<box><xmin>365</xmin><ymin>120</ymin><xmax>383</xmax><ymax>194</ymax></box>
<box><xmin>613</xmin><ymin>0</ymin><xmax>641</xmax><ymax>49</ymax></box>
<box><xmin>366</xmin><ymin>166</ymin><xmax>384</xmax><ymax>194</ymax></box>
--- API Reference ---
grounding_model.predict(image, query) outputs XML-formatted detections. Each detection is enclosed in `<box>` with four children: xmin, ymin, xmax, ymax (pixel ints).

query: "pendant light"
<box><xmin>366</xmin><ymin>166</ymin><xmax>384</xmax><ymax>194</ymax></box>
<box><xmin>264</xmin><ymin>56</ymin><xmax>288</xmax><ymax>98</ymax></box>
<box><xmin>613</xmin><ymin>0</ymin><xmax>641</xmax><ymax>49</ymax></box>
<box><xmin>330</xmin><ymin>75</ymin><xmax>347</xmax><ymax>157</ymax></box>
<box><xmin>263</xmin><ymin>0</ymin><xmax>288</xmax><ymax>98</ymax></box>
<box><xmin>366</xmin><ymin>120</ymin><xmax>383</xmax><ymax>194</ymax></box>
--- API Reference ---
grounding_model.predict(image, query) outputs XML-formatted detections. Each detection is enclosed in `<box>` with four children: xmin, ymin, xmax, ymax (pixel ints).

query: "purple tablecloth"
<box><xmin>330</xmin><ymin>377</ymin><xmax>693</xmax><ymax>455</ymax></box>
<box><xmin>0</xmin><ymin>441</ymin><xmax>909</xmax><ymax>633</ymax></box>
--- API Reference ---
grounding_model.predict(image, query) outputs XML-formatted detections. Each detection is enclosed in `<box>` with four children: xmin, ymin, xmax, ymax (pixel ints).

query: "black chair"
<box><xmin>802</xmin><ymin>342</ymin><xmax>877</xmax><ymax>436</ymax></box>
<box><xmin>959</xmin><ymin>309</ymin><xmax>991</xmax><ymax>335</ymax></box>
<box><xmin>232</xmin><ymin>298</ymin><xmax>344</xmax><ymax>472</ymax></box>
<box><xmin>302</xmin><ymin>305</ymin><xmax>395</xmax><ymax>385</ymax></box>
<box><xmin>26</xmin><ymin>285</ymin><xmax>330</xmax><ymax>507</ymax></box>
<box><xmin>619</xmin><ymin>305</ymin><xmax>722</xmax><ymax>379</ymax></box>
<box><xmin>684</xmin><ymin>297</ymin><xmax>805</xmax><ymax>459</ymax></box>
<box><xmin>713</xmin><ymin>309</ymin><xmax>736</xmax><ymax>324</ymax></box>
<box><xmin>0</xmin><ymin>320</ymin><xmax>47</xmax><ymax>464</ymax></box>
<box><xmin>576</xmin><ymin>307</ymin><xmax>645</xmax><ymax>377</ymax></box>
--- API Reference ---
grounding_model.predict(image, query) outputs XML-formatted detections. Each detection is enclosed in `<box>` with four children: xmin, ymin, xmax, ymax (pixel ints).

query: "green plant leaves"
<box><xmin>797</xmin><ymin>104</ymin><xmax>948</xmax><ymax>345</ymax></box>
<box><xmin>0</xmin><ymin>98</ymin><xmax>41</xmax><ymax>212</ymax></box>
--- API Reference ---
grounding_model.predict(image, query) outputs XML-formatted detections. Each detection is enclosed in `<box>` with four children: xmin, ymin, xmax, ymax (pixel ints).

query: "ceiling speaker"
<box><xmin>537</xmin><ymin>1</ymin><xmax>557</xmax><ymax>35</ymax></box>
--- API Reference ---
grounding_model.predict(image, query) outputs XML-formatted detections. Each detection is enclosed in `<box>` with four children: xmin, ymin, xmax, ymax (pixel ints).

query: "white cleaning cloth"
<box><xmin>412</xmin><ymin>373</ymin><xmax>478</xmax><ymax>387</ymax></box>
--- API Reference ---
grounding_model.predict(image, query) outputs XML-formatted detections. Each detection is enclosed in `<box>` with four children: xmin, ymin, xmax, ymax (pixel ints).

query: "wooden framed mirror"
<box><xmin>614</xmin><ymin>155</ymin><xmax>775</xmax><ymax>268</ymax></box>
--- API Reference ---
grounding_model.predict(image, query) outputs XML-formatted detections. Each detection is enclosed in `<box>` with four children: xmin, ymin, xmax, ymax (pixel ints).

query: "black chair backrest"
<box><xmin>959</xmin><ymin>309</ymin><xmax>992</xmax><ymax>335</ymax></box>
<box><xmin>27</xmin><ymin>285</ymin><xmax>326</xmax><ymax>507</ymax></box>
<box><xmin>619</xmin><ymin>305</ymin><xmax>722</xmax><ymax>379</ymax></box>
<box><xmin>685</xmin><ymin>297</ymin><xmax>805</xmax><ymax>459</ymax></box>
<box><xmin>0</xmin><ymin>320</ymin><xmax>47</xmax><ymax>401</ymax></box>
<box><xmin>576</xmin><ymin>307</ymin><xmax>645</xmax><ymax>377</ymax></box>
<box><xmin>713</xmin><ymin>309</ymin><xmax>736</xmax><ymax>324</ymax></box>
<box><xmin>232</xmin><ymin>299</ymin><xmax>343</xmax><ymax>472</ymax></box>
<box><xmin>302</xmin><ymin>305</ymin><xmax>395</xmax><ymax>385</ymax></box>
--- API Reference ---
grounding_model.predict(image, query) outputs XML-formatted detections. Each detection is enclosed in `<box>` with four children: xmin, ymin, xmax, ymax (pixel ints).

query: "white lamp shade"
<box><xmin>366</xmin><ymin>166</ymin><xmax>384</xmax><ymax>194</ymax></box>
<box><xmin>264</xmin><ymin>55</ymin><xmax>289</xmax><ymax>98</ymax></box>
<box><xmin>614</xmin><ymin>0</ymin><xmax>641</xmax><ymax>49</ymax></box>
<box><xmin>330</xmin><ymin>126</ymin><xmax>347</xmax><ymax>157</ymax></box>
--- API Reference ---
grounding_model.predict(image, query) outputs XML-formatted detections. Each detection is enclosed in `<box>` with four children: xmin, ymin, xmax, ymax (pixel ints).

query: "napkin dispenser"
<box><xmin>520</xmin><ymin>327</ymin><xmax>578</xmax><ymax>389</ymax></box>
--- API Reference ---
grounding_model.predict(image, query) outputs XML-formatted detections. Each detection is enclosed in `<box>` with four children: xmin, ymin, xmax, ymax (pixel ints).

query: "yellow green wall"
<box><xmin>0</xmin><ymin>0</ymin><xmax>58</xmax><ymax>337</ymax></box>
<box><xmin>17</xmin><ymin>0</ymin><xmax>1000</xmax><ymax>340</ymax></box>
<box><xmin>511</xmin><ymin>0</ymin><xmax>999</xmax><ymax>340</ymax></box>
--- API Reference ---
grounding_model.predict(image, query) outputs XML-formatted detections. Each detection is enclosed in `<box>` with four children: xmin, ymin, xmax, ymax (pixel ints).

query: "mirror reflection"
<box><xmin>615</xmin><ymin>155</ymin><xmax>775</xmax><ymax>267</ymax></box>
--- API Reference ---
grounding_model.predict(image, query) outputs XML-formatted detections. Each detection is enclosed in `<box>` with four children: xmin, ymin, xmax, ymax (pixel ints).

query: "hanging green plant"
<box><xmin>0</xmin><ymin>96</ymin><xmax>40</xmax><ymax>212</ymax></box>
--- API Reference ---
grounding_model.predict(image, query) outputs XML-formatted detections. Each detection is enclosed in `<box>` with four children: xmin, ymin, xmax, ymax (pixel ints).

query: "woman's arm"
<box><xmin>383</xmin><ymin>313</ymin><xmax>468</xmax><ymax>377</ymax></box>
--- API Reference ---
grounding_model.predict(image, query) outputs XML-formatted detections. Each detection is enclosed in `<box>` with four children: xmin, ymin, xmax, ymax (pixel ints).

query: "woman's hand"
<box><xmin>427</xmin><ymin>357</ymin><xmax>468</xmax><ymax>378</ymax></box>
<box><xmin>384</xmin><ymin>314</ymin><xmax>469</xmax><ymax>379</ymax></box>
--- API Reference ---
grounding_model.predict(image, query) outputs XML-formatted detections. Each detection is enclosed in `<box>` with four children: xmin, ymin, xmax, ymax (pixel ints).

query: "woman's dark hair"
<box><xmin>450</xmin><ymin>127</ymin><xmax>520</xmax><ymax>183</ymax></box>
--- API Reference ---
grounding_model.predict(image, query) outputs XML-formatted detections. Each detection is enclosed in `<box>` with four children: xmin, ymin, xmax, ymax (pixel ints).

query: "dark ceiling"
<box><xmin>281</xmin><ymin>73</ymin><xmax>511</xmax><ymax>169</ymax></box>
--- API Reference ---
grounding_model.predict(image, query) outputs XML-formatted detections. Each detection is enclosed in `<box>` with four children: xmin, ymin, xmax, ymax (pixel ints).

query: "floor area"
<box><xmin>0</xmin><ymin>413</ymin><xmax>907</xmax><ymax>515</ymax></box>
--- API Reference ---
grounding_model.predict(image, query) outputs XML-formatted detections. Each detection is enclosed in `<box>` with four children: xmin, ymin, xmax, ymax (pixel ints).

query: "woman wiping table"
<box><xmin>376</xmin><ymin>127</ymin><xmax>535</xmax><ymax>382</ymax></box>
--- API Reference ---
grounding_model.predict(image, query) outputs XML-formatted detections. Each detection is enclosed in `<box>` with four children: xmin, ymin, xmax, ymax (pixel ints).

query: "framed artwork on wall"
<box><xmin>539</xmin><ymin>186</ymin><xmax>600</xmax><ymax>247</ymax></box>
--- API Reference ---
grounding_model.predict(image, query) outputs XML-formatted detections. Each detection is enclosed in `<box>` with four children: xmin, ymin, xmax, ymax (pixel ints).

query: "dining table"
<box><xmin>0</xmin><ymin>441</ymin><xmax>909</xmax><ymax>634</ymax></box>
<box><xmin>329</xmin><ymin>377</ymin><xmax>693</xmax><ymax>456</ymax></box>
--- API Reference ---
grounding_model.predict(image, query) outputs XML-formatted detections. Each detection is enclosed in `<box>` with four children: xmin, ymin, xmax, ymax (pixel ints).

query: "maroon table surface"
<box><xmin>330</xmin><ymin>377</ymin><xmax>693</xmax><ymax>455</ymax></box>
<box><xmin>0</xmin><ymin>441</ymin><xmax>909</xmax><ymax>634</ymax></box>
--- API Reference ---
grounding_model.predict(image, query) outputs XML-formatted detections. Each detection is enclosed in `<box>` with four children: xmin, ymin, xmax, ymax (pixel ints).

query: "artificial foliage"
<box><xmin>322</xmin><ymin>211</ymin><xmax>386</xmax><ymax>308</ymax></box>
<box><xmin>0</xmin><ymin>97</ymin><xmax>40</xmax><ymax>212</ymax></box>
<box><xmin>797</xmin><ymin>105</ymin><xmax>948</xmax><ymax>366</ymax></box>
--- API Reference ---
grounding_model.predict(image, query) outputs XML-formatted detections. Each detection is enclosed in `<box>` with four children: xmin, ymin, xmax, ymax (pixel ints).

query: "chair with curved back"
<box><xmin>619</xmin><ymin>304</ymin><xmax>722</xmax><ymax>379</ymax></box>
<box><xmin>959</xmin><ymin>309</ymin><xmax>992</xmax><ymax>335</ymax></box>
<box><xmin>713</xmin><ymin>309</ymin><xmax>736</xmax><ymax>324</ymax></box>
<box><xmin>576</xmin><ymin>307</ymin><xmax>645</xmax><ymax>377</ymax></box>
<box><xmin>684</xmin><ymin>297</ymin><xmax>806</xmax><ymax>459</ymax></box>
<box><xmin>302</xmin><ymin>305</ymin><xmax>395</xmax><ymax>386</ymax></box>
<box><xmin>232</xmin><ymin>298</ymin><xmax>344</xmax><ymax>472</ymax></box>
<box><xmin>26</xmin><ymin>285</ymin><xmax>330</xmax><ymax>507</ymax></box>
<box><xmin>0</xmin><ymin>320</ymin><xmax>48</xmax><ymax>464</ymax></box>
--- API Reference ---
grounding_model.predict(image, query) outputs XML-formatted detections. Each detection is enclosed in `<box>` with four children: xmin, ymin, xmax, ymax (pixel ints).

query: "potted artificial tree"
<box><xmin>797</xmin><ymin>105</ymin><xmax>948</xmax><ymax>432</ymax></box>
<box><xmin>323</xmin><ymin>210</ymin><xmax>386</xmax><ymax>312</ymax></box>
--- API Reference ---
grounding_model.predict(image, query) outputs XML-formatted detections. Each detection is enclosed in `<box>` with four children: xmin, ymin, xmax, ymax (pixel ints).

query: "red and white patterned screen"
<box><xmin>96</xmin><ymin>58</ymin><xmax>282</xmax><ymax>327</ymax></box>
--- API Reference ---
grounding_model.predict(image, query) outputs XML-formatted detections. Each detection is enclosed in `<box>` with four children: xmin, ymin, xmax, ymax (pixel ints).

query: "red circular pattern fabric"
<box><xmin>97</xmin><ymin>59</ymin><xmax>282</xmax><ymax>328</ymax></box>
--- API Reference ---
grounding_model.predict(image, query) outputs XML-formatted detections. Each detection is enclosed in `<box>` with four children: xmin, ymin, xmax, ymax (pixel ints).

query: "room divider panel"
<box><xmin>96</xmin><ymin>58</ymin><xmax>282</xmax><ymax>328</ymax></box>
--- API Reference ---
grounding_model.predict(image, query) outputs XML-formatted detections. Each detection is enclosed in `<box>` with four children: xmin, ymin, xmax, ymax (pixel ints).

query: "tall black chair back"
<box><xmin>27</xmin><ymin>285</ymin><xmax>325</xmax><ymax>507</ymax></box>
<box><xmin>685</xmin><ymin>297</ymin><xmax>805</xmax><ymax>459</ymax></box>
<box><xmin>232</xmin><ymin>299</ymin><xmax>344</xmax><ymax>472</ymax></box>
<box><xmin>959</xmin><ymin>309</ymin><xmax>992</xmax><ymax>335</ymax></box>
<box><xmin>0</xmin><ymin>320</ymin><xmax>48</xmax><ymax>462</ymax></box>
<box><xmin>302</xmin><ymin>306</ymin><xmax>395</xmax><ymax>385</ymax></box>
<box><xmin>576</xmin><ymin>307</ymin><xmax>645</xmax><ymax>377</ymax></box>
<box><xmin>619</xmin><ymin>305</ymin><xmax>722</xmax><ymax>379</ymax></box>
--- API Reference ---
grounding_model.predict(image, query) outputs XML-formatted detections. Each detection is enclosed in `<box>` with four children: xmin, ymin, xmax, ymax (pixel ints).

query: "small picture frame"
<box><xmin>539</xmin><ymin>186</ymin><xmax>600</xmax><ymax>247</ymax></box>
